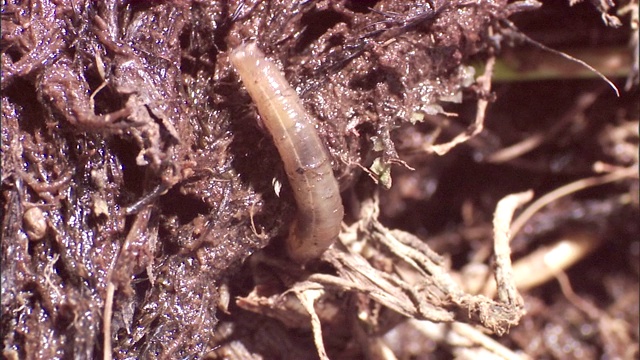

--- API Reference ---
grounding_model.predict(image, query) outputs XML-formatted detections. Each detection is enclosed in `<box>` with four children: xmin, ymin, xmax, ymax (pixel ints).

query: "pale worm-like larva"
<box><xmin>230</xmin><ymin>43</ymin><xmax>344</xmax><ymax>263</ymax></box>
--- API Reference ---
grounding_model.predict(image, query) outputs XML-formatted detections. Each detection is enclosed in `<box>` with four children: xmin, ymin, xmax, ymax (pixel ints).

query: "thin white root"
<box><xmin>483</xmin><ymin>232</ymin><xmax>601</xmax><ymax>297</ymax></box>
<box><xmin>293</xmin><ymin>287</ymin><xmax>329</xmax><ymax>360</ymax></box>
<box><xmin>428</xmin><ymin>56</ymin><xmax>495</xmax><ymax>155</ymax></box>
<box><xmin>103</xmin><ymin>281</ymin><xmax>115</xmax><ymax>360</ymax></box>
<box><xmin>492</xmin><ymin>190</ymin><xmax>533</xmax><ymax>306</ymax></box>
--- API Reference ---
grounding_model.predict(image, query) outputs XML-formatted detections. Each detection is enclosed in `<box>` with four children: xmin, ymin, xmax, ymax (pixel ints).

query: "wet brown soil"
<box><xmin>2</xmin><ymin>0</ymin><xmax>638</xmax><ymax>359</ymax></box>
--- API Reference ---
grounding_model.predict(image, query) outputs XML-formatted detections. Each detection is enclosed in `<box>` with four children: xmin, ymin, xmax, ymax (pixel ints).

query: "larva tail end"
<box><xmin>286</xmin><ymin>221</ymin><xmax>326</xmax><ymax>264</ymax></box>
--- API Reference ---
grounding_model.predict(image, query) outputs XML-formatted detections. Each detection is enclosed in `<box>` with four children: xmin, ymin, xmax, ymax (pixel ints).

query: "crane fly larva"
<box><xmin>230</xmin><ymin>42</ymin><xmax>344</xmax><ymax>264</ymax></box>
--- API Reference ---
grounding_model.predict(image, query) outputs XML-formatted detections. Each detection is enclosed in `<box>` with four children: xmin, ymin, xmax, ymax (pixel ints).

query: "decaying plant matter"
<box><xmin>2</xmin><ymin>0</ymin><xmax>638</xmax><ymax>359</ymax></box>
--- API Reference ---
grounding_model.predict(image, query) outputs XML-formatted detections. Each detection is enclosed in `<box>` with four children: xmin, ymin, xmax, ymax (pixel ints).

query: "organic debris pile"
<box><xmin>2</xmin><ymin>0</ymin><xmax>638</xmax><ymax>359</ymax></box>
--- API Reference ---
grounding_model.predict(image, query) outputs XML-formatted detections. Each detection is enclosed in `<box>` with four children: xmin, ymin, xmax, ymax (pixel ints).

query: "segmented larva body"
<box><xmin>230</xmin><ymin>43</ymin><xmax>344</xmax><ymax>264</ymax></box>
